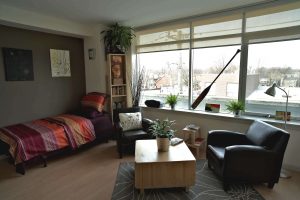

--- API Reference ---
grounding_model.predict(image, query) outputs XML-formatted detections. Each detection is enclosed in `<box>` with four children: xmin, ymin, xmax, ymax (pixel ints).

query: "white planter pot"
<box><xmin>156</xmin><ymin>137</ymin><xmax>170</xmax><ymax>152</ymax></box>
<box><xmin>234</xmin><ymin>110</ymin><xmax>241</xmax><ymax>117</ymax></box>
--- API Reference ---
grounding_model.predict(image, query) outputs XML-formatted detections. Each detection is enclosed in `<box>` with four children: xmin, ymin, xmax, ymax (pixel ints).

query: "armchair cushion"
<box><xmin>119</xmin><ymin>112</ymin><xmax>142</xmax><ymax>131</ymax></box>
<box><xmin>208</xmin><ymin>130</ymin><xmax>251</xmax><ymax>147</ymax></box>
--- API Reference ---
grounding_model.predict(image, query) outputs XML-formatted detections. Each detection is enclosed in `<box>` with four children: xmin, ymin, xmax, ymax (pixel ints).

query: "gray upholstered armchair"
<box><xmin>206</xmin><ymin>120</ymin><xmax>289</xmax><ymax>190</ymax></box>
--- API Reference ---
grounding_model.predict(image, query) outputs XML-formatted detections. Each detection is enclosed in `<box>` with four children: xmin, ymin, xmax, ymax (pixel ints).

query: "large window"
<box><xmin>192</xmin><ymin>45</ymin><xmax>240</xmax><ymax>112</ymax></box>
<box><xmin>246</xmin><ymin>40</ymin><xmax>300</xmax><ymax>118</ymax></box>
<box><xmin>135</xmin><ymin>1</ymin><xmax>300</xmax><ymax>120</ymax></box>
<box><xmin>138</xmin><ymin>50</ymin><xmax>189</xmax><ymax>109</ymax></box>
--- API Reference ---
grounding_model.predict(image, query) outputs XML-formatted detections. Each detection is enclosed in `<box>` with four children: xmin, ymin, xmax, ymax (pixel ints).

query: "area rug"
<box><xmin>111</xmin><ymin>160</ymin><xmax>265</xmax><ymax>200</ymax></box>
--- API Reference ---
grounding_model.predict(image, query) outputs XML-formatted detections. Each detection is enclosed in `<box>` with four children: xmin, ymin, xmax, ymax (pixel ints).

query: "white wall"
<box><xmin>0</xmin><ymin>4</ymin><xmax>93</xmax><ymax>37</ymax></box>
<box><xmin>142</xmin><ymin>107</ymin><xmax>300</xmax><ymax>171</ymax></box>
<box><xmin>83</xmin><ymin>25</ymin><xmax>108</xmax><ymax>93</ymax></box>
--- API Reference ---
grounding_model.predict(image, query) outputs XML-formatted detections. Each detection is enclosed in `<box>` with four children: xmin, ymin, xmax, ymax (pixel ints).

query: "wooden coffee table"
<box><xmin>135</xmin><ymin>139</ymin><xmax>196</xmax><ymax>193</ymax></box>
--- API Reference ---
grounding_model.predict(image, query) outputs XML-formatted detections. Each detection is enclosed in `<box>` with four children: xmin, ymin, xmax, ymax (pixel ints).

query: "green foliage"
<box><xmin>165</xmin><ymin>94</ymin><xmax>179</xmax><ymax>106</ymax></box>
<box><xmin>101</xmin><ymin>23</ymin><xmax>135</xmax><ymax>53</ymax></box>
<box><xmin>149</xmin><ymin>119</ymin><xmax>176</xmax><ymax>138</ymax></box>
<box><xmin>226</xmin><ymin>100</ymin><xmax>245</xmax><ymax>112</ymax></box>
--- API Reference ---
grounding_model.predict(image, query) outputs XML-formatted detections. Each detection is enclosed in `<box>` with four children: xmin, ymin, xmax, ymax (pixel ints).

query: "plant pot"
<box><xmin>156</xmin><ymin>137</ymin><xmax>170</xmax><ymax>152</ymax></box>
<box><xmin>170</xmin><ymin>104</ymin><xmax>175</xmax><ymax>110</ymax></box>
<box><xmin>234</xmin><ymin>110</ymin><xmax>241</xmax><ymax>117</ymax></box>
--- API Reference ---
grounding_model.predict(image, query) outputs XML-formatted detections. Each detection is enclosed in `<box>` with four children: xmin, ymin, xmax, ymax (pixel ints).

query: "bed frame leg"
<box><xmin>41</xmin><ymin>155</ymin><xmax>47</xmax><ymax>167</ymax></box>
<box><xmin>16</xmin><ymin>163</ymin><xmax>25</xmax><ymax>175</ymax></box>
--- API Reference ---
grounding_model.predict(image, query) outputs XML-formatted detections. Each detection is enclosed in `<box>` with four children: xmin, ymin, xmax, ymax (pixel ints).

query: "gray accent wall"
<box><xmin>0</xmin><ymin>25</ymin><xmax>86</xmax><ymax>127</ymax></box>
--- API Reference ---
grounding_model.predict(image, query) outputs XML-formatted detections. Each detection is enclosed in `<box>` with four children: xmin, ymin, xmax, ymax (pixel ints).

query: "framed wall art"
<box><xmin>50</xmin><ymin>49</ymin><xmax>71</xmax><ymax>77</ymax></box>
<box><xmin>2</xmin><ymin>47</ymin><xmax>34</xmax><ymax>81</ymax></box>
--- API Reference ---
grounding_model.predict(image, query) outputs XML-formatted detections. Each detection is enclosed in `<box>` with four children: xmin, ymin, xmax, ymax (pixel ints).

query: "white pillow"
<box><xmin>119</xmin><ymin>112</ymin><xmax>142</xmax><ymax>131</ymax></box>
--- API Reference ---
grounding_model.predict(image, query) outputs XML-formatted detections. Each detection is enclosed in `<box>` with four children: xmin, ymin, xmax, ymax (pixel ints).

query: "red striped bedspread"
<box><xmin>0</xmin><ymin>114</ymin><xmax>95</xmax><ymax>164</ymax></box>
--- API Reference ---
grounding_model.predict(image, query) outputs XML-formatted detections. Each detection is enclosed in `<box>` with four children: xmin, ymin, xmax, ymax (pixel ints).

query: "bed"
<box><xmin>0</xmin><ymin>92</ymin><xmax>114</xmax><ymax>174</ymax></box>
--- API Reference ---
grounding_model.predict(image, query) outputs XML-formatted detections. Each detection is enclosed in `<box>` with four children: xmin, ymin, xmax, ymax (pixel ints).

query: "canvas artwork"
<box><xmin>2</xmin><ymin>48</ymin><xmax>34</xmax><ymax>81</ymax></box>
<box><xmin>205</xmin><ymin>103</ymin><xmax>220</xmax><ymax>113</ymax></box>
<box><xmin>111</xmin><ymin>55</ymin><xmax>124</xmax><ymax>84</ymax></box>
<box><xmin>50</xmin><ymin>49</ymin><xmax>71</xmax><ymax>77</ymax></box>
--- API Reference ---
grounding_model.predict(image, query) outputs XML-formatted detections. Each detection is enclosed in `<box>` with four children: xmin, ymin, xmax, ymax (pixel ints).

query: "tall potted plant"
<box><xmin>101</xmin><ymin>23</ymin><xmax>135</xmax><ymax>54</ymax></box>
<box><xmin>226</xmin><ymin>100</ymin><xmax>245</xmax><ymax>117</ymax></box>
<box><xmin>128</xmin><ymin>66</ymin><xmax>144</xmax><ymax>107</ymax></box>
<box><xmin>149</xmin><ymin>119</ymin><xmax>175</xmax><ymax>152</ymax></box>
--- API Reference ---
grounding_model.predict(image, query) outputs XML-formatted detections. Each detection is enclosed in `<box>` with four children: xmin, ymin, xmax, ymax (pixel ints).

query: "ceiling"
<box><xmin>0</xmin><ymin>0</ymin><xmax>274</xmax><ymax>27</ymax></box>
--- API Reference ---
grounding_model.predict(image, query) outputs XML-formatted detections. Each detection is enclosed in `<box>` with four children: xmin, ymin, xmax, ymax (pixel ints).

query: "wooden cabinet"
<box><xmin>107</xmin><ymin>54</ymin><xmax>128</xmax><ymax>120</ymax></box>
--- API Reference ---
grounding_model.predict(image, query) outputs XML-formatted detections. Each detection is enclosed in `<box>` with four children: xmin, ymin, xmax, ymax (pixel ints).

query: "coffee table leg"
<box><xmin>185</xmin><ymin>187</ymin><xmax>190</xmax><ymax>192</ymax></box>
<box><xmin>140</xmin><ymin>188</ymin><xmax>144</xmax><ymax>194</ymax></box>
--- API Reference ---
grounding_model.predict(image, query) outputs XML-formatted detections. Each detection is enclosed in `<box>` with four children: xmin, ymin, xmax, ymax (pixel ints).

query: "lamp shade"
<box><xmin>265</xmin><ymin>83</ymin><xmax>277</xmax><ymax>97</ymax></box>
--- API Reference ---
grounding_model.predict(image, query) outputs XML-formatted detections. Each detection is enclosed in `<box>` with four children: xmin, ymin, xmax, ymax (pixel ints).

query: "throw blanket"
<box><xmin>0</xmin><ymin>114</ymin><xmax>95</xmax><ymax>164</ymax></box>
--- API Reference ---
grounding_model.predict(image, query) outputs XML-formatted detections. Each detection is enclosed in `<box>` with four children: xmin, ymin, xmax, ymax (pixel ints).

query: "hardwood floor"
<box><xmin>0</xmin><ymin>141</ymin><xmax>299</xmax><ymax>200</ymax></box>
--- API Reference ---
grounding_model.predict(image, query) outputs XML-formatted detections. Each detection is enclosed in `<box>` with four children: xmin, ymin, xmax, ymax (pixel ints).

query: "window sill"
<box><xmin>141</xmin><ymin>106</ymin><xmax>300</xmax><ymax>128</ymax></box>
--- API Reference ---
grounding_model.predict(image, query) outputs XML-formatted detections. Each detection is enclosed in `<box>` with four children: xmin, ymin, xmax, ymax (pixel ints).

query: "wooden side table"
<box><xmin>186</xmin><ymin>138</ymin><xmax>206</xmax><ymax>159</ymax></box>
<box><xmin>182</xmin><ymin>126</ymin><xmax>205</xmax><ymax>159</ymax></box>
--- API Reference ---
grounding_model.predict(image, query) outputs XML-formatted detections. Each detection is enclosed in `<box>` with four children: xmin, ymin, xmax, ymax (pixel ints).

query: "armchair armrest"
<box><xmin>114</xmin><ymin>122</ymin><xmax>123</xmax><ymax>139</ymax></box>
<box><xmin>207</xmin><ymin>130</ymin><xmax>250</xmax><ymax>147</ymax></box>
<box><xmin>223</xmin><ymin>145</ymin><xmax>277</xmax><ymax>179</ymax></box>
<box><xmin>142</xmin><ymin>118</ymin><xmax>153</xmax><ymax>133</ymax></box>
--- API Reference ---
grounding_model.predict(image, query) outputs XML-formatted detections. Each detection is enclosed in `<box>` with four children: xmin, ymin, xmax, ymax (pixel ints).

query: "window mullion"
<box><xmin>238</xmin><ymin>12</ymin><xmax>248</xmax><ymax>105</ymax></box>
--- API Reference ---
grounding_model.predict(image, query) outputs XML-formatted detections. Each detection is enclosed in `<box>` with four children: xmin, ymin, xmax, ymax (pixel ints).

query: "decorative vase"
<box><xmin>156</xmin><ymin>137</ymin><xmax>169</xmax><ymax>152</ymax></box>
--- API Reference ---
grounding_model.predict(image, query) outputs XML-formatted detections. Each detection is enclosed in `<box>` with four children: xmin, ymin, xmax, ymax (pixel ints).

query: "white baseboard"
<box><xmin>283</xmin><ymin>164</ymin><xmax>300</xmax><ymax>172</ymax></box>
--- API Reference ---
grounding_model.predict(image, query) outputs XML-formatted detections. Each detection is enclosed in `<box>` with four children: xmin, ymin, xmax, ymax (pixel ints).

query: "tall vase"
<box><xmin>156</xmin><ymin>137</ymin><xmax>170</xmax><ymax>152</ymax></box>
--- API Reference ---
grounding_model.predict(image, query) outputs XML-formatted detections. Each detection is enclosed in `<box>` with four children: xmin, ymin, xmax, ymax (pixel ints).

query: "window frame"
<box><xmin>135</xmin><ymin>2</ymin><xmax>300</xmax><ymax>121</ymax></box>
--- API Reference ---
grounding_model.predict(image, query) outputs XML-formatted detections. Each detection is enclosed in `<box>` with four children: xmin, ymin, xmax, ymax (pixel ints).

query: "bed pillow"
<box><xmin>81</xmin><ymin>107</ymin><xmax>104</xmax><ymax>119</ymax></box>
<box><xmin>119</xmin><ymin>112</ymin><xmax>142</xmax><ymax>131</ymax></box>
<box><xmin>81</xmin><ymin>92</ymin><xmax>106</xmax><ymax>112</ymax></box>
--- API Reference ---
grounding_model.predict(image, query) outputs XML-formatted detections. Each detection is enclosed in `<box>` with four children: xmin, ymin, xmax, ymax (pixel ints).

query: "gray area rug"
<box><xmin>111</xmin><ymin>160</ymin><xmax>265</xmax><ymax>200</ymax></box>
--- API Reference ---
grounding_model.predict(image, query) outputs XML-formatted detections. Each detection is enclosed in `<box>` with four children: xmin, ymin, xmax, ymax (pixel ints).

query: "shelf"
<box><xmin>112</xmin><ymin>84</ymin><xmax>126</xmax><ymax>87</ymax></box>
<box><xmin>112</xmin><ymin>95</ymin><xmax>127</xmax><ymax>97</ymax></box>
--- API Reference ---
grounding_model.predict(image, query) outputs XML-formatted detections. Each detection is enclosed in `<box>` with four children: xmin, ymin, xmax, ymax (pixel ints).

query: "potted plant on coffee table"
<box><xmin>166</xmin><ymin>94</ymin><xmax>179</xmax><ymax>110</ymax></box>
<box><xmin>226</xmin><ymin>100</ymin><xmax>245</xmax><ymax>117</ymax></box>
<box><xmin>149</xmin><ymin>119</ymin><xmax>175</xmax><ymax>152</ymax></box>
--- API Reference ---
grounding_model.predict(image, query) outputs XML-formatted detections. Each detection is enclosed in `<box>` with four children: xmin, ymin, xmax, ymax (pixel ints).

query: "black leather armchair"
<box><xmin>113</xmin><ymin>107</ymin><xmax>153</xmax><ymax>158</ymax></box>
<box><xmin>206</xmin><ymin>120</ymin><xmax>289</xmax><ymax>190</ymax></box>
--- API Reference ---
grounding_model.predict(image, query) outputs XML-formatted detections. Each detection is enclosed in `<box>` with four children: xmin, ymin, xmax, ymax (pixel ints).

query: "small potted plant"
<box><xmin>149</xmin><ymin>119</ymin><xmax>175</xmax><ymax>152</ymax></box>
<box><xmin>101</xmin><ymin>23</ymin><xmax>135</xmax><ymax>54</ymax></box>
<box><xmin>226</xmin><ymin>100</ymin><xmax>245</xmax><ymax>117</ymax></box>
<box><xmin>166</xmin><ymin>94</ymin><xmax>179</xmax><ymax>110</ymax></box>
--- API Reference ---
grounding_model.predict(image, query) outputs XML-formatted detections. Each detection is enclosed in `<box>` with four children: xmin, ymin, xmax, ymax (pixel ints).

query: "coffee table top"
<box><xmin>135</xmin><ymin>139</ymin><xmax>196</xmax><ymax>163</ymax></box>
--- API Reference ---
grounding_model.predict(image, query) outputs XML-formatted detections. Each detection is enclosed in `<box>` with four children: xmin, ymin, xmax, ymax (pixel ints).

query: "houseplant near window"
<box><xmin>226</xmin><ymin>100</ymin><xmax>245</xmax><ymax>117</ymax></box>
<box><xmin>101</xmin><ymin>23</ymin><xmax>135</xmax><ymax>54</ymax></box>
<box><xmin>166</xmin><ymin>94</ymin><xmax>179</xmax><ymax>110</ymax></box>
<box><xmin>149</xmin><ymin>119</ymin><xmax>175</xmax><ymax>152</ymax></box>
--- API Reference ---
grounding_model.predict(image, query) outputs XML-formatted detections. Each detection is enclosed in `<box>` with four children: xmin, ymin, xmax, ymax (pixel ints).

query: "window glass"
<box><xmin>246</xmin><ymin>8</ymin><xmax>300</xmax><ymax>32</ymax></box>
<box><xmin>246</xmin><ymin>40</ymin><xmax>300</xmax><ymax>118</ymax></box>
<box><xmin>193</xmin><ymin>19</ymin><xmax>242</xmax><ymax>39</ymax></box>
<box><xmin>138</xmin><ymin>50</ymin><xmax>189</xmax><ymax>109</ymax></box>
<box><xmin>192</xmin><ymin>45</ymin><xmax>241</xmax><ymax>112</ymax></box>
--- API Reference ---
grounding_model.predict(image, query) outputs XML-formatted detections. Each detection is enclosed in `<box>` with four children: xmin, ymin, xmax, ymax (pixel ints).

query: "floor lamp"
<box><xmin>265</xmin><ymin>83</ymin><xmax>291</xmax><ymax>178</ymax></box>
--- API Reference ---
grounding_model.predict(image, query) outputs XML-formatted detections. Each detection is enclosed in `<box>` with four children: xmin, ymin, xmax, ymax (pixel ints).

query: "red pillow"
<box><xmin>81</xmin><ymin>92</ymin><xmax>107</xmax><ymax>112</ymax></box>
